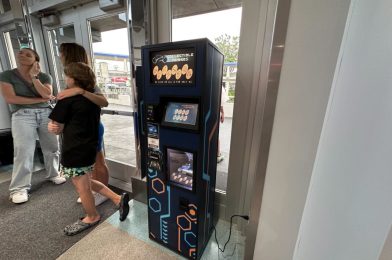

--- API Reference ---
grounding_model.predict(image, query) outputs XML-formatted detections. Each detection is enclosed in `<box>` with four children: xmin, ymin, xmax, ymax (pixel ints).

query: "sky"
<box><xmin>172</xmin><ymin>7</ymin><xmax>242</xmax><ymax>42</ymax></box>
<box><xmin>92</xmin><ymin>7</ymin><xmax>242</xmax><ymax>55</ymax></box>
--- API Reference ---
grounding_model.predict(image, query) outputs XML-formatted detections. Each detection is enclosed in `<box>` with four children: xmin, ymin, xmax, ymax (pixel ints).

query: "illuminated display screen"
<box><xmin>150</xmin><ymin>48</ymin><xmax>195</xmax><ymax>85</ymax></box>
<box><xmin>167</xmin><ymin>148</ymin><xmax>194</xmax><ymax>191</ymax></box>
<box><xmin>163</xmin><ymin>102</ymin><xmax>198</xmax><ymax>127</ymax></box>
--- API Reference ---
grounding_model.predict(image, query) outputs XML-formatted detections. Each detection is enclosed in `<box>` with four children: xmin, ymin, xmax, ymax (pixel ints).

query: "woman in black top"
<box><xmin>48</xmin><ymin>62</ymin><xmax>129</xmax><ymax>235</ymax></box>
<box><xmin>49</xmin><ymin>42</ymin><xmax>110</xmax><ymax>206</ymax></box>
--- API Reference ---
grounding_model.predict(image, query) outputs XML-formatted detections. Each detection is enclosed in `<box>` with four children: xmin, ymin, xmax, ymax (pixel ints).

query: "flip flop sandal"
<box><xmin>119</xmin><ymin>193</ymin><xmax>130</xmax><ymax>221</ymax></box>
<box><xmin>64</xmin><ymin>218</ymin><xmax>100</xmax><ymax>236</ymax></box>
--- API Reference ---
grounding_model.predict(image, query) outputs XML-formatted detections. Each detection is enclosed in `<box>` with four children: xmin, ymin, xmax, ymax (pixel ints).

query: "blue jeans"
<box><xmin>9</xmin><ymin>108</ymin><xmax>60</xmax><ymax>195</ymax></box>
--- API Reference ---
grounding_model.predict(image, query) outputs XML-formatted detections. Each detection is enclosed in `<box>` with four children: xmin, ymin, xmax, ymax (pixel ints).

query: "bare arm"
<box><xmin>57</xmin><ymin>87</ymin><xmax>109</xmax><ymax>107</ymax></box>
<box><xmin>83</xmin><ymin>90</ymin><xmax>109</xmax><ymax>107</ymax></box>
<box><xmin>31</xmin><ymin>79</ymin><xmax>53</xmax><ymax>98</ymax></box>
<box><xmin>220</xmin><ymin>106</ymin><xmax>224</xmax><ymax>123</ymax></box>
<box><xmin>0</xmin><ymin>81</ymin><xmax>49</xmax><ymax>104</ymax></box>
<box><xmin>48</xmin><ymin>120</ymin><xmax>64</xmax><ymax>135</ymax></box>
<box><xmin>30</xmin><ymin>62</ymin><xmax>52</xmax><ymax>98</ymax></box>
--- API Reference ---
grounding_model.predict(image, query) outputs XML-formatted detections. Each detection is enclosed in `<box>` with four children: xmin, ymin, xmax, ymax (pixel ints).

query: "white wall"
<box><xmin>294</xmin><ymin>0</ymin><xmax>392</xmax><ymax>259</ymax></box>
<box><xmin>252</xmin><ymin>0</ymin><xmax>351</xmax><ymax>259</ymax></box>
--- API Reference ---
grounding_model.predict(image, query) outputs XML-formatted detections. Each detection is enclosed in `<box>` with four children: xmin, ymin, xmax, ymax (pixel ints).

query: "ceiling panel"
<box><xmin>90</xmin><ymin>14</ymin><xmax>126</xmax><ymax>32</ymax></box>
<box><xmin>172</xmin><ymin>0</ymin><xmax>242</xmax><ymax>19</ymax></box>
<box><xmin>32</xmin><ymin>0</ymin><xmax>242</xmax><ymax>26</ymax></box>
<box><xmin>214</xmin><ymin>0</ymin><xmax>242</xmax><ymax>9</ymax></box>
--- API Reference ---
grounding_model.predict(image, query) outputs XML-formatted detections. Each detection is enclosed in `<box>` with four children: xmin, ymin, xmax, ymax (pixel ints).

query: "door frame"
<box><xmin>38</xmin><ymin>2</ymin><xmax>138</xmax><ymax>192</ymax></box>
<box><xmin>0</xmin><ymin>22</ymin><xmax>17</xmax><ymax>70</ymax></box>
<box><xmin>41</xmin><ymin>8</ymin><xmax>83</xmax><ymax>92</ymax></box>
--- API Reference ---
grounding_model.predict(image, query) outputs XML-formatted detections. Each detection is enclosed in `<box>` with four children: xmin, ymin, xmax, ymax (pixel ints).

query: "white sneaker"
<box><xmin>94</xmin><ymin>193</ymin><xmax>108</xmax><ymax>206</ymax></box>
<box><xmin>50</xmin><ymin>176</ymin><xmax>66</xmax><ymax>185</ymax></box>
<box><xmin>10</xmin><ymin>190</ymin><xmax>29</xmax><ymax>204</ymax></box>
<box><xmin>76</xmin><ymin>193</ymin><xmax>108</xmax><ymax>206</ymax></box>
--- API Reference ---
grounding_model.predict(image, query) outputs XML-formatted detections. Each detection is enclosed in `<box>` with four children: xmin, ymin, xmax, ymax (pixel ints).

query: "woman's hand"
<box><xmin>48</xmin><ymin>120</ymin><xmax>63</xmax><ymax>135</ymax></box>
<box><xmin>29</xmin><ymin>61</ymin><xmax>40</xmax><ymax>79</ymax></box>
<box><xmin>57</xmin><ymin>87</ymin><xmax>84</xmax><ymax>100</ymax></box>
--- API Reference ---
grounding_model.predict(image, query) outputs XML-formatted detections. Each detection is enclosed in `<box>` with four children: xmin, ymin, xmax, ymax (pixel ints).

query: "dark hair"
<box><xmin>22</xmin><ymin>48</ymin><xmax>40</xmax><ymax>62</ymax></box>
<box><xmin>59</xmin><ymin>43</ymin><xmax>89</xmax><ymax>66</ymax></box>
<box><xmin>64</xmin><ymin>62</ymin><xmax>96</xmax><ymax>91</ymax></box>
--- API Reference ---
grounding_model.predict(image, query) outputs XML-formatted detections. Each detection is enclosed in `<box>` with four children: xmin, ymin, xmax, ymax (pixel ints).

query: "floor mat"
<box><xmin>58</xmin><ymin>222</ymin><xmax>178</xmax><ymax>260</ymax></box>
<box><xmin>0</xmin><ymin>170</ymin><xmax>120</xmax><ymax>260</ymax></box>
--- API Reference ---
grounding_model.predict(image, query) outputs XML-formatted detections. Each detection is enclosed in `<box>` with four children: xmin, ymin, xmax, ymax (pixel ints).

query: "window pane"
<box><xmin>89</xmin><ymin>13</ymin><xmax>136</xmax><ymax>165</ymax></box>
<box><xmin>47</xmin><ymin>25</ymin><xmax>76</xmax><ymax>93</ymax></box>
<box><xmin>101</xmin><ymin>114</ymin><xmax>136</xmax><ymax>165</ymax></box>
<box><xmin>3</xmin><ymin>30</ymin><xmax>18</xmax><ymax>69</ymax></box>
<box><xmin>0</xmin><ymin>0</ymin><xmax>11</xmax><ymax>14</ymax></box>
<box><xmin>172</xmin><ymin>7</ymin><xmax>242</xmax><ymax>192</ymax></box>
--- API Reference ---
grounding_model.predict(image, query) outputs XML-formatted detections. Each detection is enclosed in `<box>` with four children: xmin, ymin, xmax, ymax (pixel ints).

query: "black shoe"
<box><xmin>119</xmin><ymin>193</ymin><xmax>130</xmax><ymax>221</ymax></box>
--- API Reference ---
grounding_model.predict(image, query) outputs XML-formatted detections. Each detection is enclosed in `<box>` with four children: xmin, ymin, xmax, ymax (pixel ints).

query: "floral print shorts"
<box><xmin>60</xmin><ymin>165</ymin><xmax>94</xmax><ymax>178</ymax></box>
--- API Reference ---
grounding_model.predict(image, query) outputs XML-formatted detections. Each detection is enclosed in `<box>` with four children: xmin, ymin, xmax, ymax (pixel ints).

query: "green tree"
<box><xmin>214</xmin><ymin>34</ymin><xmax>239</xmax><ymax>63</ymax></box>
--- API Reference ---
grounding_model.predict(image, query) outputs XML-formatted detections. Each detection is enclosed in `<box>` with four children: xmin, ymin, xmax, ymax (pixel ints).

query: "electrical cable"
<box><xmin>211</xmin><ymin>214</ymin><xmax>249</xmax><ymax>254</ymax></box>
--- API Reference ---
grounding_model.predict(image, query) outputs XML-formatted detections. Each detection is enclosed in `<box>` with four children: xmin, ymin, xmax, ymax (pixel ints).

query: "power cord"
<box><xmin>211</xmin><ymin>214</ymin><xmax>249</xmax><ymax>254</ymax></box>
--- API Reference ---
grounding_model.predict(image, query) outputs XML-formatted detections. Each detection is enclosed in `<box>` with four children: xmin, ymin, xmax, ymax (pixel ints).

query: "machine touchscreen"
<box><xmin>163</xmin><ymin>102</ymin><xmax>198</xmax><ymax>128</ymax></box>
<box><xmin>167</xmin><ymin>148</ymin><xmax>194</xmax><ymax>191</ymax></box>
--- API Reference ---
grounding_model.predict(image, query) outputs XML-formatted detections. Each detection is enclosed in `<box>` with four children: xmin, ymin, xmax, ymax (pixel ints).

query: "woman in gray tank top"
<box><xmin>0</xmin><ymin>48</ymin><xmax>66</xmax><ymax>204</ymax></box>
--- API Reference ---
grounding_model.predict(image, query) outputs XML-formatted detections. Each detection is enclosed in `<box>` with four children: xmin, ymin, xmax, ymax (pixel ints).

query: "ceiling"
<box><xmin>32</xmin><ymin>0</ymin><xmax>242</xmax><ymax>19</ymax></box>
<box><xmin>90</xmin><ymin>14</ymin><xmax>126</xmax><ymax>33</ymax></box>
<box><xmin>31</xmin><ymin>0</ymin><xmax>242</xmax><ymax>32</ymax></box>
<box><xmin>172</xmin><ymin>0</ymin><xmax>242</xmax><ymax>19</ymax></box>
<box><xmin>76</xmin><ymin>0</ymin><xmax>242</xmax><ymax>33</ymax></box>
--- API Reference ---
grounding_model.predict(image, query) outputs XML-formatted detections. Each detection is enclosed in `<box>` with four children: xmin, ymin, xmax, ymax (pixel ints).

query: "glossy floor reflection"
<box><xmin>59</xmin><ymin>200</ymin><xmax>245</xmax><ymax>260</ymax></box>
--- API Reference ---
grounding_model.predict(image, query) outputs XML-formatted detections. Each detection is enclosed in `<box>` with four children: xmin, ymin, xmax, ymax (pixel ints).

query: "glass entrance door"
<box><xmin>40</xmin><ymin>3</ymin><xmax>138</xmax><ymax>190</ymax></box>
<box><xmin>41</xmin><ymin>6</ymin><xmax>81</xmax><ymax>93</ymax></box>
<box><xmin>88</xmin><ymin>13</ymin><xmax>136</xmax><ymax>166</ymax></box>
<box><xmin>46</xmin><ymin>25</ymin><xmax>76</xmax><ymax>93</ymax></box>
<box><xmin>0</xmin><ymin>46</ymin><xmax>11</xmax><ymax>133</ymax></box>
<box><xmin>172</xmin><ymin>7</ymin><xmax>242</xmax><ymax>192</ymax></box>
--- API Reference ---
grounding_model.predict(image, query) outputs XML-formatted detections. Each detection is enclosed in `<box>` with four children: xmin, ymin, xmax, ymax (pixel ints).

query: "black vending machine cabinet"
<box><xmin>137</xmin><ymin>39</ymin><xmax>224</xmax><ymax>259</ymax></box>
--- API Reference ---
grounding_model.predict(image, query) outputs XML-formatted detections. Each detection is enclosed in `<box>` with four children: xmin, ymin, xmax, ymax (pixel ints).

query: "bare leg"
<box><xmin>91</xmin><ymin>179</ymin><xmax>130</xmax><ymax>221</ymax></box>
<box><xmin>91</xmin><ymin>151</ymin><xmax>109</xmax><ymax>186</ymax></box>
<box><xmin>217</xmin><ymin>139</ymin><xmax>224</xmax><ymax>163</ymax></box>
<box><xmin>91</xmin><ymin>179</ymin><xmax>121</xmax><ymax>205</ymax></box>
<box><xmin>72</xmin><ymin>173</ymin><xmax>100</xmax><ymax>223</ymax></box>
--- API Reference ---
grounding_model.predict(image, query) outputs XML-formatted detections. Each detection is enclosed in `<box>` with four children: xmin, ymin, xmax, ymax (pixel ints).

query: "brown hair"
<box><xmin>22</xmin><ymin>48</ymin><xmax>40</xmax><ymax>62</ymax></box>
<box><xmin>64</xmin><ymin>62</ymin><xmax>96</xmax><ymax>91</ymax></box>
<box><xmin>59</xmin><ymin>43</ymin><xmax>89</xmax><ymax>66</ymax></box>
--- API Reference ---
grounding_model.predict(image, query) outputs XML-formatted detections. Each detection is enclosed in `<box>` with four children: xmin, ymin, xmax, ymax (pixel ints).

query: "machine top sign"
<box><xmin>150</xmin><ymin>48</ymin><xmax>195</xmax><ymax>85</ymax></box>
